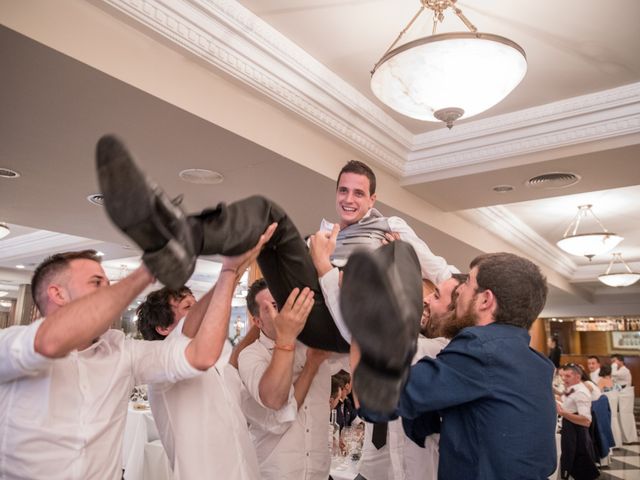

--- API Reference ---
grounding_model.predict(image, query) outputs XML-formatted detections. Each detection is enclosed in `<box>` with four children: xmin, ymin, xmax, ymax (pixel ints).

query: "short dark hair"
<box><xmin>31</xmin><ymin>250</ymin><xmax>102</xmax><ymax>313</ymax></box>
<box><xmin>137</xmin><ymin>286</ymin><xmax>192</xmax><ymax>341</ymax></box>
<box><xmin>470</xmin><ymin>253</ymin><xmax>547</xmax><ymax>329</ymax></box>
<box><xmin>337</xmin><ymin>160</ymin><xmax>376</xmax><ymax>195</ymax></box>
<box><xmin>587</xmin><ymin>355</ymin><xmax>600</xmax><ymax>363</ymax></box>
<box><xmin>599</xmin><ymin>365</ymin><xmax>612</xmax><ymax>377</ymax></box>
<box><xmin>611</xmin><ymin>354</ymin><xmax>625</xmax><ymax>363</ymax></box>
<box><xmin>246</xmin><ymin>278</ymin><xmax>268</xmax><ymax>317</ymax></box>
<box><xmin>334</xmin><ymin>369</ymin><xmax>351</xmax><ymax>387</ymax></box>
<box><xmin>448</xmin><ymin>273</ymin><xmax>469</xmax><ymax>311</ymax></box>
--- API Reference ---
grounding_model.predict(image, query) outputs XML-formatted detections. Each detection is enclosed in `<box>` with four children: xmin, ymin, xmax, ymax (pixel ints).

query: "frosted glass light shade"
<box><xmin>556</xmin><ymin>233</ymin><xmax>623</xmax><ymax>258</ymax></box>
<box><xmin>371</xmin><ymin>32</ymin><xmax>527</xmax><ymax>122</ymax></box>
<box><xmin>598</xmin><ymin>273</ymin><xmax>640</xmax><ymax>287</ymax></box>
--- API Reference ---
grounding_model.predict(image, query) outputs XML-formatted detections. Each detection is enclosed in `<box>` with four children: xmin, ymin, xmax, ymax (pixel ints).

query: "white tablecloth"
<box><xmin>122</xmin><ymin>404</ymin><xmax>172</xmax><ymax>480</ymax></box>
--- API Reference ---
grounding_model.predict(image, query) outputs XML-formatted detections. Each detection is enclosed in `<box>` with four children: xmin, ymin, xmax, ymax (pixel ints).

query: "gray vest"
<box><xmin>330</xmin><ymin>209</ymin><xmax>390</xmax><ymax>267</ymax></box>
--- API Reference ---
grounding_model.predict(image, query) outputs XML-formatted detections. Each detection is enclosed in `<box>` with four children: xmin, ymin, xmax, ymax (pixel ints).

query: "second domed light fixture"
<box><xmin>556</xmin><ymin>205</ymin><xmax>623</xmax><ymax>260</ymax></box>
<box><xmin>370</xmin><ymin>0</ymin><xmax>527</xmax><ymax>128</ymax></box>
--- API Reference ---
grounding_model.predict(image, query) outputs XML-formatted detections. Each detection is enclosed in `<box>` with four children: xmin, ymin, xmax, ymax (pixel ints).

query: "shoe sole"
<box><xmin>340</xmin><ymin>242</ymin><xmax>422</xmax><ymax>413</ymax></box>
<box><xmin>97</xmin><ymin>135</ymin><xmax>173</xmax><ymax>251</ymax></box>
<box><xmin>96</xmin><ymin>135</ymin><xmax>195</xmax><ymax>288</ymax></box>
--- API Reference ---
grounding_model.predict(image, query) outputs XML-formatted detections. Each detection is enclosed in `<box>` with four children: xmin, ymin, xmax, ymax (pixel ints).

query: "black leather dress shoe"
<box><xmin>96</xmin><ymin>135</ymin><xmax>196</xmax><ymax>288</ymax></box>
<box><xmin>340</xmin><ymin>241</ymin><xmax>423</xmax><ymax>414</ymax></box>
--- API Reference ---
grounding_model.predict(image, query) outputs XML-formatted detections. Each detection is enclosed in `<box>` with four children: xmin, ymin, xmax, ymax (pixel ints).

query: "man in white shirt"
<box><xmin>611</xmin><ymin>354</ymin><xmax>633</xmax><ymax>389</ymax></box>
<box><xmin>557</xmin><ymin>363</ymin><xmax>599</xmax><ymax>479</ymax></box>
<box><xmin>135</xmin><ymin>226</ymin><xmax>274</xmax><ymax>480</ymax></box>
<box><xmin>587</xmin><ymin>356</ymin><xmax>601</xmax><ymax>385</ymax></box>
<box><xmin>558</xmin><ymin>364</ymin><xmax>592</xmax><ymax>428</ymax></box>
<box><xmin>238</xmin><ymin>279</ymin><xmax>335</xmax><ymax>480</ymax></box>
<box><xmin>0</xmin><ymin>245</ymin><xmax>264</xmax><ymax>480</ymax></box>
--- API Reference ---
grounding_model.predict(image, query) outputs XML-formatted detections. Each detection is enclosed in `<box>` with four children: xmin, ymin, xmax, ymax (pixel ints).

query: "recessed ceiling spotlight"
<box><xmin>179</xmin><ymin>169</ymin><xmax>224</xmax><ymax>185</ymax></box>
<box><xmin>87</xmin><ymin>193</ymin><xmax>104</xmax><ymax>206</ymax></box>
<box><xmin>15</xmin><ymin>265</ymin><xmax>25</xmax><ymax>269</ymax></box>
<box><xmin>526</xmin><ymin>172</ymin><xmax>581</xmax><ymax>190</ymax></box>
<box><xmin>492</xmin><ymin>184</ymin><xmax>514</xmax><ymax>193</ymax></box>
<box><xmin>96</xmin><ymin>251</ymin><xmax>105</xmax><ymax>257</ymax></box>
<box><xmin>0</xmin><ymin>291</ymin><xmax>8</xmax><ymax>297</ymax></box>
<box><xmin>0</xmin><ymin>168</ymin><xmax>20</xmax><ymax>179</ymax></box>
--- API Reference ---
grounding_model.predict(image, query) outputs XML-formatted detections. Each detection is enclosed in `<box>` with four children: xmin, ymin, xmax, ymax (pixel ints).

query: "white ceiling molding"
<box><xmin>99</xmin><ymin>0</ymin><xmax>412</xmax><ymax>175</ymax></box>
<box><xmin>0</xmin><ymin>231</ymin><xmax>97</xmax><ymax>262</ymax></box>
<box><xmin>460</xmin><ymin>206</ymin><xmax>577</xmax><ymax>279</ymax></box>
<box><xmin>404</xmin><ymin>82</ymin><xmax>640</xmax><ymax>180</ymax></box>
<box><xmin>98</xmin><ymin>1</ymin><xmax>640</xmax><ymax>183</ymax></box>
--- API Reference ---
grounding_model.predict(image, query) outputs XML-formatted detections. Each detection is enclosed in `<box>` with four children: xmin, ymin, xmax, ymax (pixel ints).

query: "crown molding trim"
<box><xmin>405</xmin><ymin>83</ymin><xmax>640</xmax><ymax>179</ymax></box>
<box><xmin>461</xmin><ymin>206</ymin><xmax>577</xmax><ymax>278</ymax></box>
<box><xmin>98</xmin><ymin>1</ymin><xmax>640</xmax><ymax>184</ymax></box>
<box><xmin>99</xmin><ymin>0</ymin><xmax>412</xmax><ymax>175</ymax></box>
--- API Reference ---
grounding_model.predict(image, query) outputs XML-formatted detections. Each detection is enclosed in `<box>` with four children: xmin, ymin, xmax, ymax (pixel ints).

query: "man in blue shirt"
<box><xmin>350</xmin><ymin>252</ymin><xmax>557</xmax><ymax>480</ymax></box>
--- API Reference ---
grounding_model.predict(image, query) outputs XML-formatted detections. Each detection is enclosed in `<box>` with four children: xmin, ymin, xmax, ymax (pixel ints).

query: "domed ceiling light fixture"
<box><xmin>556</xmin><ymin>205</ymin><xmax>623</xmax><ymax>260</ymax></box>
<box><xmin>598</xmin><ymin>253</ymin><xmax>640</xmax><ymax>287</ymax></box>
<box><xmin>370</xmin><ymin>0</ymin><xmax>527</xmax><ymax>129</ymax></box>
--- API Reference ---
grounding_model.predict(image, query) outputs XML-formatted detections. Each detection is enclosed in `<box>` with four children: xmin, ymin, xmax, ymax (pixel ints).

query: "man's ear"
<box><xmin>155</xmin><ymin>325</ymin><xmax>172</xmax><ymax>336</ymax></box>
<box><xmin>47</xmin><ymin>284</ymin><xmax>68</xmax><ymax>307</ymax></box>
<box><xmin>369</xmin><ymin>193</ymin><xmax>377</xmax><ymax>208</ymax></box>
<box><xmin>477</xmin><ymin>289</ymin><xmax>496</xmax><ymax>313</ymax></box>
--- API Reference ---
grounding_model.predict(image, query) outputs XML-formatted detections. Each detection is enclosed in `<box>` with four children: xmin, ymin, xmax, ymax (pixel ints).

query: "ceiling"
<box><xmin>238</xmin><ymin>0</ymin><xmax>640</xmax><ymax>133</ymax></box>
<box><xmin>0</xmin><ymin>0</ymin><xmax>639</xmax><ymax>318</ymax></box>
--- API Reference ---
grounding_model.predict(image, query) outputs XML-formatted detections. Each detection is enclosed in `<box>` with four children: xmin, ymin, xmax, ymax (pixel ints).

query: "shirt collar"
<box><xmin>258</xmin><ymin>331</ymin><xmax>276</xmax><ymax>350</ymax></box>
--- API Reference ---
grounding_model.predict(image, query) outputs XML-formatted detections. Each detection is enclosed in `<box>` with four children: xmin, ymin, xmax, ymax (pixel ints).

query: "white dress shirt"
<box><xmin>562</xmin><ymin>382</ymin><xmax>592</xmax><ymax>421</ymax></box>
<box><xmin>0</xmin><ymin>318</ymin><xmax>201</xmax><ymax>480</ymax></box>
<box><xmin>589</xmin><ymin>369</ymin><xmax>600</xmax><ymax>385</ymax></box>
<box><xmin>319</xmin><ymin>213</ymin><xmax>457</xmax><ymax>344</ymax></box>
<box><xmin>358</xmin><ymin>337</ymin><xmax>449</xmax><ymax>480</ymax></box>
<box><xmin>612</xmin><ymin>364</ymin><xmax>632</xmax><ymax>389</ymax></box>
<box><xmin>237</xmin><ymin>333</ymin><xmax>335</xmax><ymax>480</ymax></box>
<box><xmin>149</xmin><ymin>319</ymin><xmax>260</xmax><ymax>480</ymax></box>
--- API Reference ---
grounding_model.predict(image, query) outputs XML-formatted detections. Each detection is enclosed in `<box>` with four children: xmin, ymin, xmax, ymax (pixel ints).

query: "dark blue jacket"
<box><xmin>361</xmin><ymin>323</ymin><xmax>557</xmax><ymax>480</ymax></box>
<box><xmin>591</xmin><ymin>395</ymin><xmax>615</xmax><ymax>460</ymax></box>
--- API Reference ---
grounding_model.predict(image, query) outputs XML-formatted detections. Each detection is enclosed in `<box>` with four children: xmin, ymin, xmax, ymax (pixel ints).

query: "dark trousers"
<box><xmin>191</xmin><ymin>195</ymin><xmax>350</xmax><ymax>353</ymax></box>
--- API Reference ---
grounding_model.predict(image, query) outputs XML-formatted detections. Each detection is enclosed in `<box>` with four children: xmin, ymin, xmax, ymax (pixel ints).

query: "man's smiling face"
<box><xmin>335</xmin><ymin>172</ymin><xmax>376</xmax><ymax>228</ymax></box>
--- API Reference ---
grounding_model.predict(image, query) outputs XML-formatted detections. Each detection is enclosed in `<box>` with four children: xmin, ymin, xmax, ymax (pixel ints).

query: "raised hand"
<box><xmin>268</xmin><ymin>287</ymin><xmax>315</xmax><ymax>345</ymax></box>
<box><xmin>309</xmin><ymin>223</ymin><xmax>340</xmax><ymax>277</ymax></box>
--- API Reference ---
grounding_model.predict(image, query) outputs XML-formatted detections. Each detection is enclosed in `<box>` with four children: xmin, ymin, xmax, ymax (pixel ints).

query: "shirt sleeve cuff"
<box><xmin>168</xmin><ymin>335</ymin><xmax>203</xmax><ymax>382</ymax></box>
<box><xmin>14</xmin><ymin>319</ymin><xmax>53</xmax><ymax>373</ymax></box>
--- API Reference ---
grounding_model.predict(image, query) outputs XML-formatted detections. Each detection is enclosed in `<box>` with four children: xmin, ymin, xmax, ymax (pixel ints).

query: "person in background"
<box><xmin>577</xmin><ymin>364</ymin><xmax>602</xmax><ymax>401</ymax></box>
<box><xmin>334</xmin><ymin>370</ymin><xmax>357</xmax><ymax>429</ymax></box>
<box><xmin>611</xmin><ymin>354</ymin><xmax>632</xmax><ymax>390</ymax></box>
<box><xmin>597</xmin><ymin>365</ymin><xmax>618</xmax><ymax>392</ymax></box>
<box><xmin>587</xmin><ymin>356</ymin><xmax>601</xmax><ymax>385</ymax></box>
<box><xmin>548</xmin><ymin>335</ymin><xmax>562</xmax><ymax>369</ymax></box>
<box><xmin>557</xmin><ymin>363</ymin><xmax>599</xmax><ymax>480</ymax></box>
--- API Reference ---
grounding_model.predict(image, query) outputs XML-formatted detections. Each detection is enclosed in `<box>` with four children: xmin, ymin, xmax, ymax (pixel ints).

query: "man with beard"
<box><xmin>351</xmin><ymin>252</ymin><xmax>557</xmax><ymax>480</ymax></box>
<box><xmin>356</xmin><ymin>275</ymin><xmax>467</xmax><ymax>480</ymax></box>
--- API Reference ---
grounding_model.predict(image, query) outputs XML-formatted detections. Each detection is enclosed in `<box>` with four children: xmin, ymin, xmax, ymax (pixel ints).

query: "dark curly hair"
<box><xmin>137</xmin><ymin>286</ymin><xmax>192</xmax><ymax>341</ymax></box>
